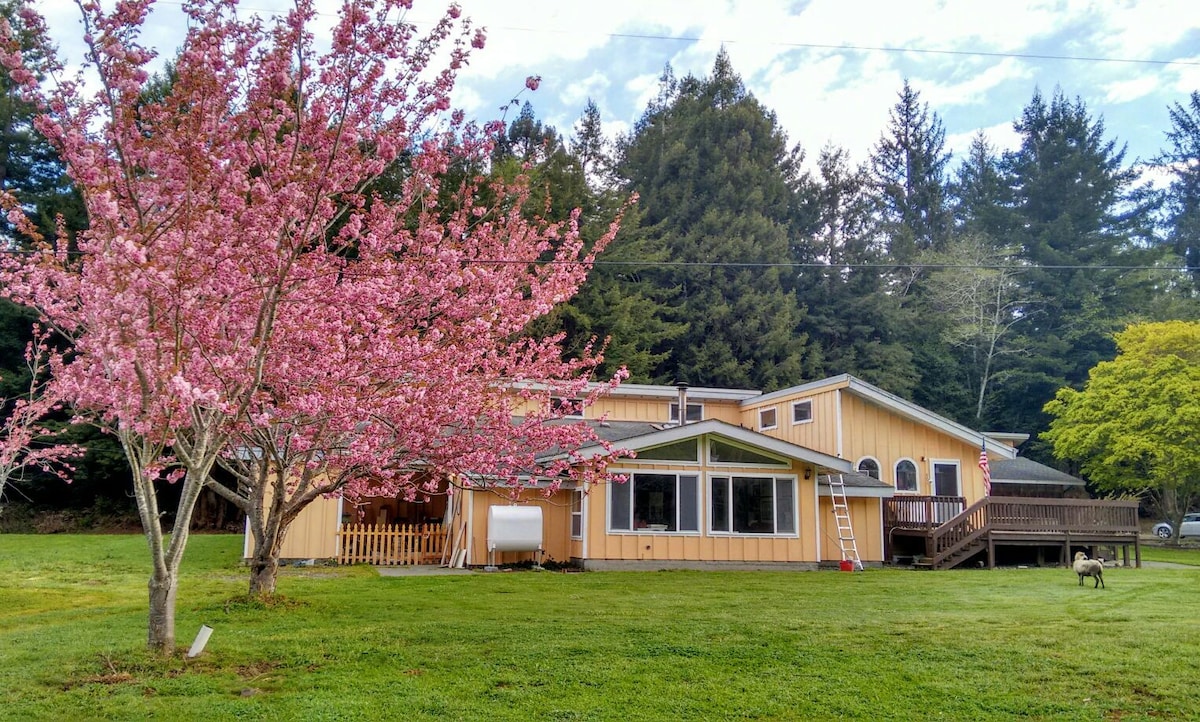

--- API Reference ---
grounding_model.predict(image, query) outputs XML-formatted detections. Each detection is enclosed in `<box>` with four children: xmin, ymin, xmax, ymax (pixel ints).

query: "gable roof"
<box><xmin>990</xmin><ymin>457</ymin><xmax>1085</xmax><ymax>487</ymax></box>
<box><xmin>745</xmin><ymin>374</ymin><xmax>1018</xmax><ymax>461</ymax></box>
<box><xmin>545</xmin><ymin>419</ymin><xmax>852</xmax><ymax>473</ymax></box>
<box><xmin>817</xmin><ymin>472</ymin><xmax>895</xmax><ymax>499</ymax></box>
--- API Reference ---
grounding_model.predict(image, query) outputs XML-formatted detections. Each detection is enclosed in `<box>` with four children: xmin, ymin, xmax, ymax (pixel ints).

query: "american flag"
<box><xmin>979</xmin><ymin>440</ymin><xmax>991</xmax><ymax>496</ymax></box>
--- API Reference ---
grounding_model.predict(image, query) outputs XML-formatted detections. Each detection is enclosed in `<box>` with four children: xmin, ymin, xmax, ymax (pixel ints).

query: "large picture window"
<box><xmin>710</xmin><ymin>476</ymin><xmax>796</xmax><ymax>535</ymax></box>
<box><xmin>610</xmin><ymin>473</ymin><xmax>699</xmax><ymax>532</ymax></box>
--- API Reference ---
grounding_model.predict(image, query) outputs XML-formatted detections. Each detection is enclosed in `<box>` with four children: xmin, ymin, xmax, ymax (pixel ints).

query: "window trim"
<box><xmin>856</xmin><ymin>456</ymin><xmax>882</xmax><ymax>480</ymax></box>
<box><xmin>758</xmin><ymin>406</ymin><xmax>778</xmax><ymax>431</ymax></box>
<box><xmin>607</xmin><ymin>470</ymin><xmax>702</xmax><ymax>535</ymax></box>
<box><xmin>707</xmin><ymin>474</ymin><xmax>799</xmax><ymax>537</ymax></box>
<box><xmin>894</xmin><ymin>457</ymin><xmax>920</xmax><ymax>494</ymax></box>
<box><xmin>570</xmin><ymin>490</ymin><xmax>583</xmax><ymax>539</ymax></box>
<box><xmin>791</xmin><ymin>399</ymin><xmax>814</xmax><ymax>425</ymax></box>
<box><xmin>706</xmin><ymin>438</ymin><xmax>792</xmax><ymax>469</ymax></box>
<box><xmin>668</xmin><ymin>401</ymin><xmax>704</xmax><ymax>424</ymax></box>
<box><xmin>628</xmin><ymin>438</ymin><xmax>701</xmax><ymax>465</ymax></box>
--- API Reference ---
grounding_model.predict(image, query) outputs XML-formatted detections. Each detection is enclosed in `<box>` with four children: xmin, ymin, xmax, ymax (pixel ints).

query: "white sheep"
<box><xmin>1073</xmin><ymin>551</ymin><xmax>1105</xmax><ymax>589</ymax></box>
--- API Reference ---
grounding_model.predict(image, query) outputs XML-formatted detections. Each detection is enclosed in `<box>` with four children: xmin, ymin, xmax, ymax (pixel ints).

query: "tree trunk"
<box><xmin>247</xmin><ymin>516</ymin><xmax>288</xmax><ymax>598</ymax></box>
<box><xmin>248</xmin><ymin>552</ymin><xmax>279</xmax><ymax>597</ymax></box>
<box><xmin>147</xmin><ymin>571</ymin><xmax>178</xmax><ymax>653</ymax></box>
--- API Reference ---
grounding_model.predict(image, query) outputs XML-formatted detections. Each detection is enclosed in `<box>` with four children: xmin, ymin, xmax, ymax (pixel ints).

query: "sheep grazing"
<box><xmin>1073</xmin><ymin>551</ymin><xmax>1105</xmax><ymax>589</ymax></box>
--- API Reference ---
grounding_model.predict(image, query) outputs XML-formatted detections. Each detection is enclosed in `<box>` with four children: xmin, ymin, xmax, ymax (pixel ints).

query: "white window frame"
<box><xmin>894</xmin><ymin>457</ymin><xmax>920</xmax><ymax>494</ymax></box>
<box><xmin>708</xmin><ymin>474</ymin><xmax>799</xmax><ymax>537</ymax></box>
<box><xmin>856</xmin><ymin>456</ymin><xmax>882</xmax><ymax>480</ymax></box>
<box><xmin>706</xmin><ymin>439</ymin><xmax>791</xmax><ymax>469</ymax></box>
<box><xmin>570</xmin><ymin>490</ymin><xmax>583</xmax><ymax>539</ymax></box>
<box><xmin>668</xmin><ymin>402</ymin><xmax>704</xmax><ymax>424</ymax></box>
<box><xmin>758</xmin><ymin>406</ymin><xmax>778</xmax><ymax>431</ymax></box>
<box><xmin>791</xmin><ymin>399</ymin><xmax>814</xmax><ymax>425</ymax></box>
<box><xmin>607</xmin><ymin>470</ymin><xmax>701</xmax><ymax>535</ymax></box>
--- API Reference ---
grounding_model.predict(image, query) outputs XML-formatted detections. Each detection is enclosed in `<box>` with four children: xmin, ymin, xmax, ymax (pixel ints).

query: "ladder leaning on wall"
<box><xmin>828</xmin><ymin>474</ymin><xmax>864</xmax><ymax>571</ymax></box>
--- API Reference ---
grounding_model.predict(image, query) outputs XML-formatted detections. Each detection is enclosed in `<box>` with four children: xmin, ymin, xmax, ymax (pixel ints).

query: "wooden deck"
<box><xmin>884</xmin><ymin>496</ymin><xmax>1141</xmax><ymax>570</ymax></box>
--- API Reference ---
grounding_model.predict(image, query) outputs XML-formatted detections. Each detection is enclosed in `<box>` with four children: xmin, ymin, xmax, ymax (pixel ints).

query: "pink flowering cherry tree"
<box><xmin>1</xmin><ymin>0</ymin><xmax>626</xmax><ymax>653</ymax></box>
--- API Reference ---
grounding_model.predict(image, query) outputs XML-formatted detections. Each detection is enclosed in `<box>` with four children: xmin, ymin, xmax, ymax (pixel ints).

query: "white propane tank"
<box><xmin>486</xmin><ymin>506</ymin><xmax>544</xmax><ymax>569</ymax></box>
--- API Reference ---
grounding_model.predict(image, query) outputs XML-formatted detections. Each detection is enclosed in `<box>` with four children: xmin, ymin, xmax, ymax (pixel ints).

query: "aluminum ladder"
<box><xmin>829</xmin><ymin>474</ymin><xmax>863</xmax><ymax>571</ymax></box>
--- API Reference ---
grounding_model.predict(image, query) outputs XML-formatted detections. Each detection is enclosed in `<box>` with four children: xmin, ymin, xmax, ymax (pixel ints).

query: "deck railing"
<box><xmin>337</xmin><ymin>522</ymin><xmax>445</xmax><ymax>566</ymax></box>
<box><xmin>883</xmin><ymin>495</ymin><xmax>966</xmax><ymax>530</ymax></box>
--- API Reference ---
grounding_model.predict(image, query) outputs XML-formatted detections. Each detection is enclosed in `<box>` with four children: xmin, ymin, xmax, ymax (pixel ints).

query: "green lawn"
<box><xmin>1</xmin><ymin>535</ymin><xmax>1198</xmax><ymax>721</ymax></box>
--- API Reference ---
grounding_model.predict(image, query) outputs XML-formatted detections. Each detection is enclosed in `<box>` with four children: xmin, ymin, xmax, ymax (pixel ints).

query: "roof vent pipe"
<box><xmin>675</xmin><ymin>380</ymin><xmax>689</xmax><ymax>426</ymax></box>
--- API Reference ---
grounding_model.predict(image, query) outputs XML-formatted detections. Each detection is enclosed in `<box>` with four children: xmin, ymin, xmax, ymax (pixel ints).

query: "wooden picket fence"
<box><xmin>337</xmin><ymin>522</ymin><xmax>445</xmax><ymax>566</ymax></box>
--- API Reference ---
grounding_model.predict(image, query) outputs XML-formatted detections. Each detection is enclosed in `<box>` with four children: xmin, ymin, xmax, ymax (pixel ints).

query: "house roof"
<box><xmin>990</xmin><ymin>457</ymin><xmax>1085</xmax><ymax>487</ymax></box>
<box><xmin>547</xmin><ymin>419</ymin><xmax>852</xmax><ymax>473</ymax></box>
<box><xmin>599</xmin><ymin>383</ymin><xmax>762</xmax><ymax>402</ymax></box>
<box><xmin>817</xmin><ymin>472</ymin><xmax>895</xmax><ymax>499</ymax></box>
<box><xmin>745</xmin><ymin>374</ymin><xmax>1019</xmax><ymax>461</ymax></box>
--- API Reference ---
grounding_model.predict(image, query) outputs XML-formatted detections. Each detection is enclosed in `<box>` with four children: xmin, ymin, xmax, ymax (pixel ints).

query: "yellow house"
<box><xmin>264</xmin><ymin>374</ymin><xmax>1095</xmax><ymax>570</ymax></box>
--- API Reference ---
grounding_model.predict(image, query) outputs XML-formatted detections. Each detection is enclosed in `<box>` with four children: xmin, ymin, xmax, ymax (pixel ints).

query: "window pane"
<box><xmin>733</xmin><ymin>477</ymin><xmax>775</xmax><ymax>533</ymax></box>
<box><xmin>678</xmin><ymin>475</ymin><xmax>699</xmax><ymax>532</ymax></box>
<box><xmin>710</xmin><ymin>477</ymin><xmax>729</xmax><ymax>532</ymax></box>
<box><xmin>636</xmin><ymin>439</ymin><xmax>698</xmax><ymax>461</ymax></box>
<box><xmin>775</xmin><ymin>479</ymin><xmax>795</xmax><ymax>534</ymax></box>
<box><xmin>571</xmin><ymin>491</ymin><xmax>583</xmax><ymax>537</ymax></box>
<box><xmin>792</xmin><ymin>401</ymin><xmax>812</xmax><ymax>423</ymax></box>
<box><xmin>633</xmin><ymin>473</ymin><xmax>677</xmax><ymax>531</ymax></box>
<box><xmin>669</xmin><ymin>403</ymin><xmax>703</xmax><ymax>422</ymax></box>
<box><xmin>857</xmin><ymin>458</ymin><xmax>880</xmax><ymax>479</ymax></box>
<box><xmin>610</xmin><ymin>480</ymin><xmax>631</xmax><ymax>530</ymax></box>
<box><xmin>759</xmin><ymin>407</ymin><xmax>777</xmax><ymax>428</ymax></box>
<box><xmin>710</xmin><ymin>439</ymin><xmax>785</xmax><ymax>465</ymax></box>
<box><xmin>895</xmin><ymin>460</ymin><xmax>917</xmax><ymax>492</ymax></box>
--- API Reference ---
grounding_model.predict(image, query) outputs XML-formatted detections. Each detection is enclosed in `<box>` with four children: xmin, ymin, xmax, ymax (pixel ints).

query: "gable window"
<box><xmin>710</xmin><ymin>476</ymin><xmax>796</xmax><ymax>535</ymax></box>
<box><xmin>708</xmin><ymin>439</ymin><xmax>789</xmax><ymax>466</ymax></box>
<box><xmin>792</xmin><ymin>400</ymin><xmax>813</xmax><ymax>424</ymax></box>
<box><xmin>758</xmin><ymin>407</ymin><xmax>778</xmax><ymax>430</ymax></box>
<box><xmin>669</xmin><ymin>402</ymin><xmax>704</xmax><ymax>424</ymax></box>
<box><xmin>634</xmin><ymin>438</ymin><xmax>699</xmax><ymax>462</ymax></box>
<box><xmin>895</xmin><ymin>459</ymin><xmax>918</xmax><ymax>493</ymax></box>
<box><xmin>857</xmin><ymin>457</ymin><xmax>881</xmax><ymax>480</ymax></box>
<box><xmin>610</xmin><ymin>473</ymin><xmax>699</xmax><ymax>533</ymax></box>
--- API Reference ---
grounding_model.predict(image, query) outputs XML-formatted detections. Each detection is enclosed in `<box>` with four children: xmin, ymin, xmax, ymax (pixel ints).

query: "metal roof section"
<box><xmin>596</xmin><ymin>382</ymin><xmax>762</xmax><ymax>402</ymax></box>
<box><xmin>817</xmin><ymin>472</ymin><xmax>896</xmax><ymax>499</ymax></box>
<box><xmin>550</xmin><ymin>418</ymin><xmax>852</xmax><ymax>472</ymax></box>
<box><xmin>743</xmin><ymin>374</ymin><xmax>1018</xmax><ymax>461</ymax></box>
<box><xmin>990</xmin><ymin>457</ymin><xmax>1085</xmax><ymax>486</ymax></box>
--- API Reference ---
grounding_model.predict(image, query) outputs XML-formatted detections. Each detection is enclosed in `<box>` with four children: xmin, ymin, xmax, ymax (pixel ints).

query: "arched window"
<box><xmin>856</xmin><ymin>457</ymin><xmax>880</xmax><ymax>480</ymax></box>
<box><xmin>895</xmin><ymin>459</ymin><xmax>918</xmax><ymax>492</ymax></box>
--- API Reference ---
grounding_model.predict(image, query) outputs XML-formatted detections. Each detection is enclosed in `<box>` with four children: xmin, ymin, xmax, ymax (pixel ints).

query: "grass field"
<box><xmin>1</xmin><ymin>535</ymin><xmax>1198</xmax><ymax>721</ymax></box>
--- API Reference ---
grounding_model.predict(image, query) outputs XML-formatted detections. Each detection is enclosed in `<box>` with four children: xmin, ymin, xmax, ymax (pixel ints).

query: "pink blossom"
<box><xmin>525</xmin><ymin>75</ymin><xmax>541</xmax><ymax>92</ymax></box>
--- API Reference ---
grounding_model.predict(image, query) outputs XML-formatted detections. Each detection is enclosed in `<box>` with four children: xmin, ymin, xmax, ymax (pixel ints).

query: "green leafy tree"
<box><xmin>1043</xmin><ymin>321</ymin><xmax>1200</xmax><ymax>541</ymax></box>
<box><xmin>615</xmin><ymin>50</ymin><xmax>816</xmax><ymax>389</ymax></box>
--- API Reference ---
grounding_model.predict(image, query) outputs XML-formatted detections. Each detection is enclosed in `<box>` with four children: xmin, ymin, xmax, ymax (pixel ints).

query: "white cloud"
<box><xmin>1103</xmin><ymin>76</ymin><xmax>1162</xmax><ymax>104</ymax></box>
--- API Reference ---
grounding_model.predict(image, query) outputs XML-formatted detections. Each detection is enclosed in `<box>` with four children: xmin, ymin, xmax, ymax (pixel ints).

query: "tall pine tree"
<box><xmin>614</xmin><ymin>51</ymin><xmax>816</xmax><ymax>389</ymax></box>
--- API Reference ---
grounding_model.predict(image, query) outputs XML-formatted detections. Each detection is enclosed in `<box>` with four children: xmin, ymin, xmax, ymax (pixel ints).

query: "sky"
<box><xmin>34</xmin><ymin>0</ymin><xmax>1200</xmax><ymax>176</ymax></box>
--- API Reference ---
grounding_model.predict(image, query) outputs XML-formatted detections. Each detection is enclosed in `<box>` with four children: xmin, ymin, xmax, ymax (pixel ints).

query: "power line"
<box><xmin>146</xmin><ymin>1</ymin><xmax>1200</xmax><ymax>68</ymax></box>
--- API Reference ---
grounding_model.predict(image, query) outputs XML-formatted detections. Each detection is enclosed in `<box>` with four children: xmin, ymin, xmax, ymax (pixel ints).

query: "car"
<box><xmin>1153</xmin><ymin>513</ymin><xmax>1200</xmax><ymax>539</ymax></box>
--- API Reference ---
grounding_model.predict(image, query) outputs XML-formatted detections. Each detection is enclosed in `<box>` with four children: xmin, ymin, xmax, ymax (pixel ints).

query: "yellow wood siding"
<box><xmin>465</xmin><ymin>488</ymin><xmax>575</xmax><ymax>565</ymax></box>
<box><xmin>586</xmin><ymin>396</ymin><xmax>742</xmax><ymax>424</ymax></box>
<box><xmin>252</xmin><ymin>494</ymin><xmax>342</xmax><ymax>560</ymax></box>
<box><xmin>838</xmin><ymin>394</ymin><xmax>987</xmax><ymax>501</ymax></box>
<box><xmin>816</xmin><ymin>496</ymin><xmax>883</xmax><ymax>562</ymax></box>
<box><xmin>739</xmin><ymin>387</ymin><xmax>843</xmax><ymax>456</ymax></box>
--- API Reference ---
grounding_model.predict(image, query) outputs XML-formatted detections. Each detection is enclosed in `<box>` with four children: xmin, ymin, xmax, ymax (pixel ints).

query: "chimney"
<box><xmin>675</xmin><ymin>379</ymin><xmax>689</xmax><ymax>426</ymax></box>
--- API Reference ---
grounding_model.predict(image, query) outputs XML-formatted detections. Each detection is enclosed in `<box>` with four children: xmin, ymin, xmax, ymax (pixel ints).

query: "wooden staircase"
<box><xmin>888</xmin><ymin>496</ymin><xmax>1142</xmax><ymax>570</ymax></box>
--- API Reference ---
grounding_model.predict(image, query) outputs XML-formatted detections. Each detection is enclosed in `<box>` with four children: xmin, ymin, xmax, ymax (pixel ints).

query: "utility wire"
<box><xmin>145</xmin><ymin>0</ymin><xmax>1199</xmax><ymax>68</ymax></box>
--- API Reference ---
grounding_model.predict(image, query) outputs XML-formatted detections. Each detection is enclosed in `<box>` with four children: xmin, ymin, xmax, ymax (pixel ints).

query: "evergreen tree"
<box><xmin>614</xmin><ymin>50</ymin><xmax>816</xmax><ymax>389</ymax></box>
<box><xmin>795</xmin><ymin>144</ymin><xmax>917</xmax><ymax>395</ymax></box>
<box><xmin>991</xmin><ymin>88</ymin><xmax>1161</xmax><ymax>453</ymax></box>
<box><xmin>1158</xmin><ymin>90</ymin><xmax>1200</xmax><ymax>290</ymax></box>
<box><xmin>951</xmin><ymin>131</ymin><xmax>1015</xmax><ymax>241</ymax></box>
<box><xmin>870</xmin><ymin>80</ymin><xmax>952</xmax><ymax>263</ymax></box>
